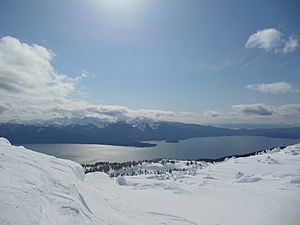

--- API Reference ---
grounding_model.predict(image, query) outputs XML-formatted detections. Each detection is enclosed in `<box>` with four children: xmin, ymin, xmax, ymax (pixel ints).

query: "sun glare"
<box><xmin>92</xmin><ymin>0</ymin><xmax>145</xmax><ymax>16</ymax></box>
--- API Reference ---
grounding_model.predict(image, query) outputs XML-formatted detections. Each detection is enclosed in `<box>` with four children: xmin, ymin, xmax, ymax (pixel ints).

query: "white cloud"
<box><xmin>232</xmin><ymin>103</ymin><xmax>273</xmax><ymax>116</ymax></box>
<box><xmin>0</xmin><ymin>36</ymin><xmax>175</xmax><ymax>122</ymax></box>
<box><xmin>228</xmin><ymin>103</ymin><xmax>300</xmax><ymax>125</ymax></box>
<box><xmin>0</xmin><ymin>105</ymin><xmax>7</xmax><ymax>114</ymax></box>
<box><xmin>246</xmin><ymin>82</ymin><xmax>295</xmax><ymax>94</ymax></box>
<box><xmin>0</xmin><ymin>36</ymin><xmax>76</xmax><ymax>98</ymax></box>
<box><xmin>1</xmin><ymin>36</ymin><xmax>300</xmax><ymax>126</ymax></box>
<box><xmin>282</xmin><ymin>36</ymin><xmax>299</xmax><ymax>53</ymax></box>
<box><xmin>276</xmin><ymin>104</ymin><xmax>300</xmax><ymax>116</ymax></box>
<box><xmin>177</xmin><ymin>104</ymin><xmax>300</xmax><ymax>126</ymax></box>
<box><xmin>203</xmin><ymin>110</ymin><xmax>220</xmax><ymax>118</ymax></box>
<box><xmin>245</xmin><ymin>28</ymin><xmax>299</xmax><ymax>53</ymax></box>
<box><xmin>180</xmin><ymin>111</ymin><xmax>195</xmax><ymax>116</ymax></box>
<box><xmin>245</xmin><ymin>28</ymin><xmax>282</xmax><ymax>51</ymax></box>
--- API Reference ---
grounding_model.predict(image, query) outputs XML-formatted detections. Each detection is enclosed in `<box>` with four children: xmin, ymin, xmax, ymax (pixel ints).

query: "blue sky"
<box><xmin>0</xmin><ymin>0</ymin><xmax>300</xmax><ymax>126</ymax></box>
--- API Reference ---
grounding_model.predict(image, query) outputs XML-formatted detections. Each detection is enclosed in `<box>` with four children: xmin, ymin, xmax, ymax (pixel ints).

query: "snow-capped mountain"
<box><xmin>7</xmin><ymin>116</ymin><xmax>161</xmax><ymax>131</ymax></box>
<box><xmin>1</xmin><ymin>118</ymin><xmax>300</xmax><ymax>146</ymax></box>
<box><xmin>8</xmin><ymin>117</ymin><xmax>110</xmax><ymax>128</ymax></box>
<box><xmin>127</xmin><ymin>117</ymin><xmax>159</xmax><ymax>131</ymax></box>
<box><xmin>1</xmin><ymin>137</ymin><xmax>300</xmax><ymax>225</ymax></box>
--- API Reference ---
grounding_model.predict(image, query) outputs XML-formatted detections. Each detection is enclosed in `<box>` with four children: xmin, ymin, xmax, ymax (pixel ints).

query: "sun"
<box><xmin>93</xmin><ymin>0</ymin><xmax>145</xmax><ymax>15</ymax></box>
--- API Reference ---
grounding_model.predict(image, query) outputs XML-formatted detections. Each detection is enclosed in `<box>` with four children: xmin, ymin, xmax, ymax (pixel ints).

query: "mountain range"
<box><xmin>1</xmin><ymin>117</ymin><xmax>300</xmax><ymax>147</ymax></box>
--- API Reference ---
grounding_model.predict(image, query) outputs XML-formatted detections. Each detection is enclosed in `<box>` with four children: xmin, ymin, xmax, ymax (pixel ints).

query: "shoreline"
<box><xmin>82</xmin><ymin>145</ymin><xmax>287</xmax><ymax>175</ymax></box>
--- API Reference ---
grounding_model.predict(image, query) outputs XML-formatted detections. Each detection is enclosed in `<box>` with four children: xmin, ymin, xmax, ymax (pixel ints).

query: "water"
<box><xmin>21</xmin><ymin>136</ymin><xmax>300</xmax><ymax>164</ymax></box>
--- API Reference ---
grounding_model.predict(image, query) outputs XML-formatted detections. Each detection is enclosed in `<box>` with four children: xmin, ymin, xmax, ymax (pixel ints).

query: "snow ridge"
<box><xmin>126</xmin><ymin>117</ymin><xmax>159</xmax><ymax>131</ymax></box>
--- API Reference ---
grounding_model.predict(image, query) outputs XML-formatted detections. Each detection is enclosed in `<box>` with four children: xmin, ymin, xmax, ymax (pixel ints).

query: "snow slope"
<box><xmin>0</xmin><ymin>137</ymin><xmax>300</xmax><ymax>225</ymax></box>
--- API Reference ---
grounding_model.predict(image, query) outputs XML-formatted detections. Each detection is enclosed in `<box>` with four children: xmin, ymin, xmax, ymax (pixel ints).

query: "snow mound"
<box><xmin>0</xmin><ymin>137</ymin><xmax>11</xmax><ymax>146</ymax></box>
<box><xmin>1</xmin><ymin>138</ymin><xmax>300</xmax><ymax>225</ymax></box>
<box><xmin>0</xmin><ymin>140</ymin><xmax>140</xmax><ymax>225</ymax></box>
<box><xmin>0</xmin><ymin>142</ymin><xmax>92</xmax><ymax>225</ymax></box>
<box><xmin>283</xmin><ymin>143</ymin><xmax>300</xmax><ymax>155</ymax></box>
<box><xmin>258</xmin><ymin>155</ymin><xmax>279</xmax><ymax>164</ymax></box>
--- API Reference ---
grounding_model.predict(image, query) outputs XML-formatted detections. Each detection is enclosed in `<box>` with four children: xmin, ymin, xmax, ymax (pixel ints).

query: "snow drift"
<box><xmin>0</xmin><ymin>137</ymin><xmax>300</xmax><ymax>225</ymax></box>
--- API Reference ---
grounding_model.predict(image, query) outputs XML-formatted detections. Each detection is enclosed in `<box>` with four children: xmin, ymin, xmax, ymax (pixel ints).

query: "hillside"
<box><xmin>0</xmin><ymin>137</ymin><xmax>300</xmax><ymax>225</ymax></box>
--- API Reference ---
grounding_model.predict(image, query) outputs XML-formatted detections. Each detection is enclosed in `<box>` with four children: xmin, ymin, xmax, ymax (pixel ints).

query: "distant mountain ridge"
<box><xmin>8</xmin><ymin>117</ymin><xmax>110</xmax><ymax>128</ymax></box>
<box><xmin>1</xmin><ymin>117</ymin><xmax>300</xmax><ymax>147</ymax></box>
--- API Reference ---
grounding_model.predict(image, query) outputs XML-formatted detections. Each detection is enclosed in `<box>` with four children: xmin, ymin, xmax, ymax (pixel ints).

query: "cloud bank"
<box><xmin>1</xmin><ymin>36</ymin><xmax>300</xmax><ymax>126</ymax></box>
<box><xmin>232</xmin><ymin>104</ymin><xmax>273</xmax><ymax>116</ymax></box>
<box><xmin>246</xmin><ymin>82</ymin><xmax>295</xmax><ymax>94</ymax></box>
<box><xmin>245</xmin><ymin>28</ymin><xmax>299</xmax><ymax>53</ymax></box>
<box><xmin>0</xmin><ymin>36</ymin><xmax>174</xmax><ymax>122</ymax></box>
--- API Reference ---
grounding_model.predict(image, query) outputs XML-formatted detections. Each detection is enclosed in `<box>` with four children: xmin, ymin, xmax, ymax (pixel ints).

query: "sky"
<box><xmin>0</xmin><ymin>0</ymin><xmax>300</xmax><ymax>126</ymax></box>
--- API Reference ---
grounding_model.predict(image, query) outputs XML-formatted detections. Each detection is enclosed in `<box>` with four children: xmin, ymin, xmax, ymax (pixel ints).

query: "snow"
<box><xmin>6</xmin><ymin>116</ymin><xmax>158</xmax><ymax>130</ymax></box>
<box><xmin>127</xmin><ymin>117</ymin><xmax>159</xmax><ymax>131</ymax></box>
<box><xmin>1</xmin><ymin>137</ymin><xmax>300</xmax><ymax>225</ymax></box>
<box><xmin>7</xmin><ymin>117</ymin><xmax>109</xmax><ymax>128</ymax></box>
